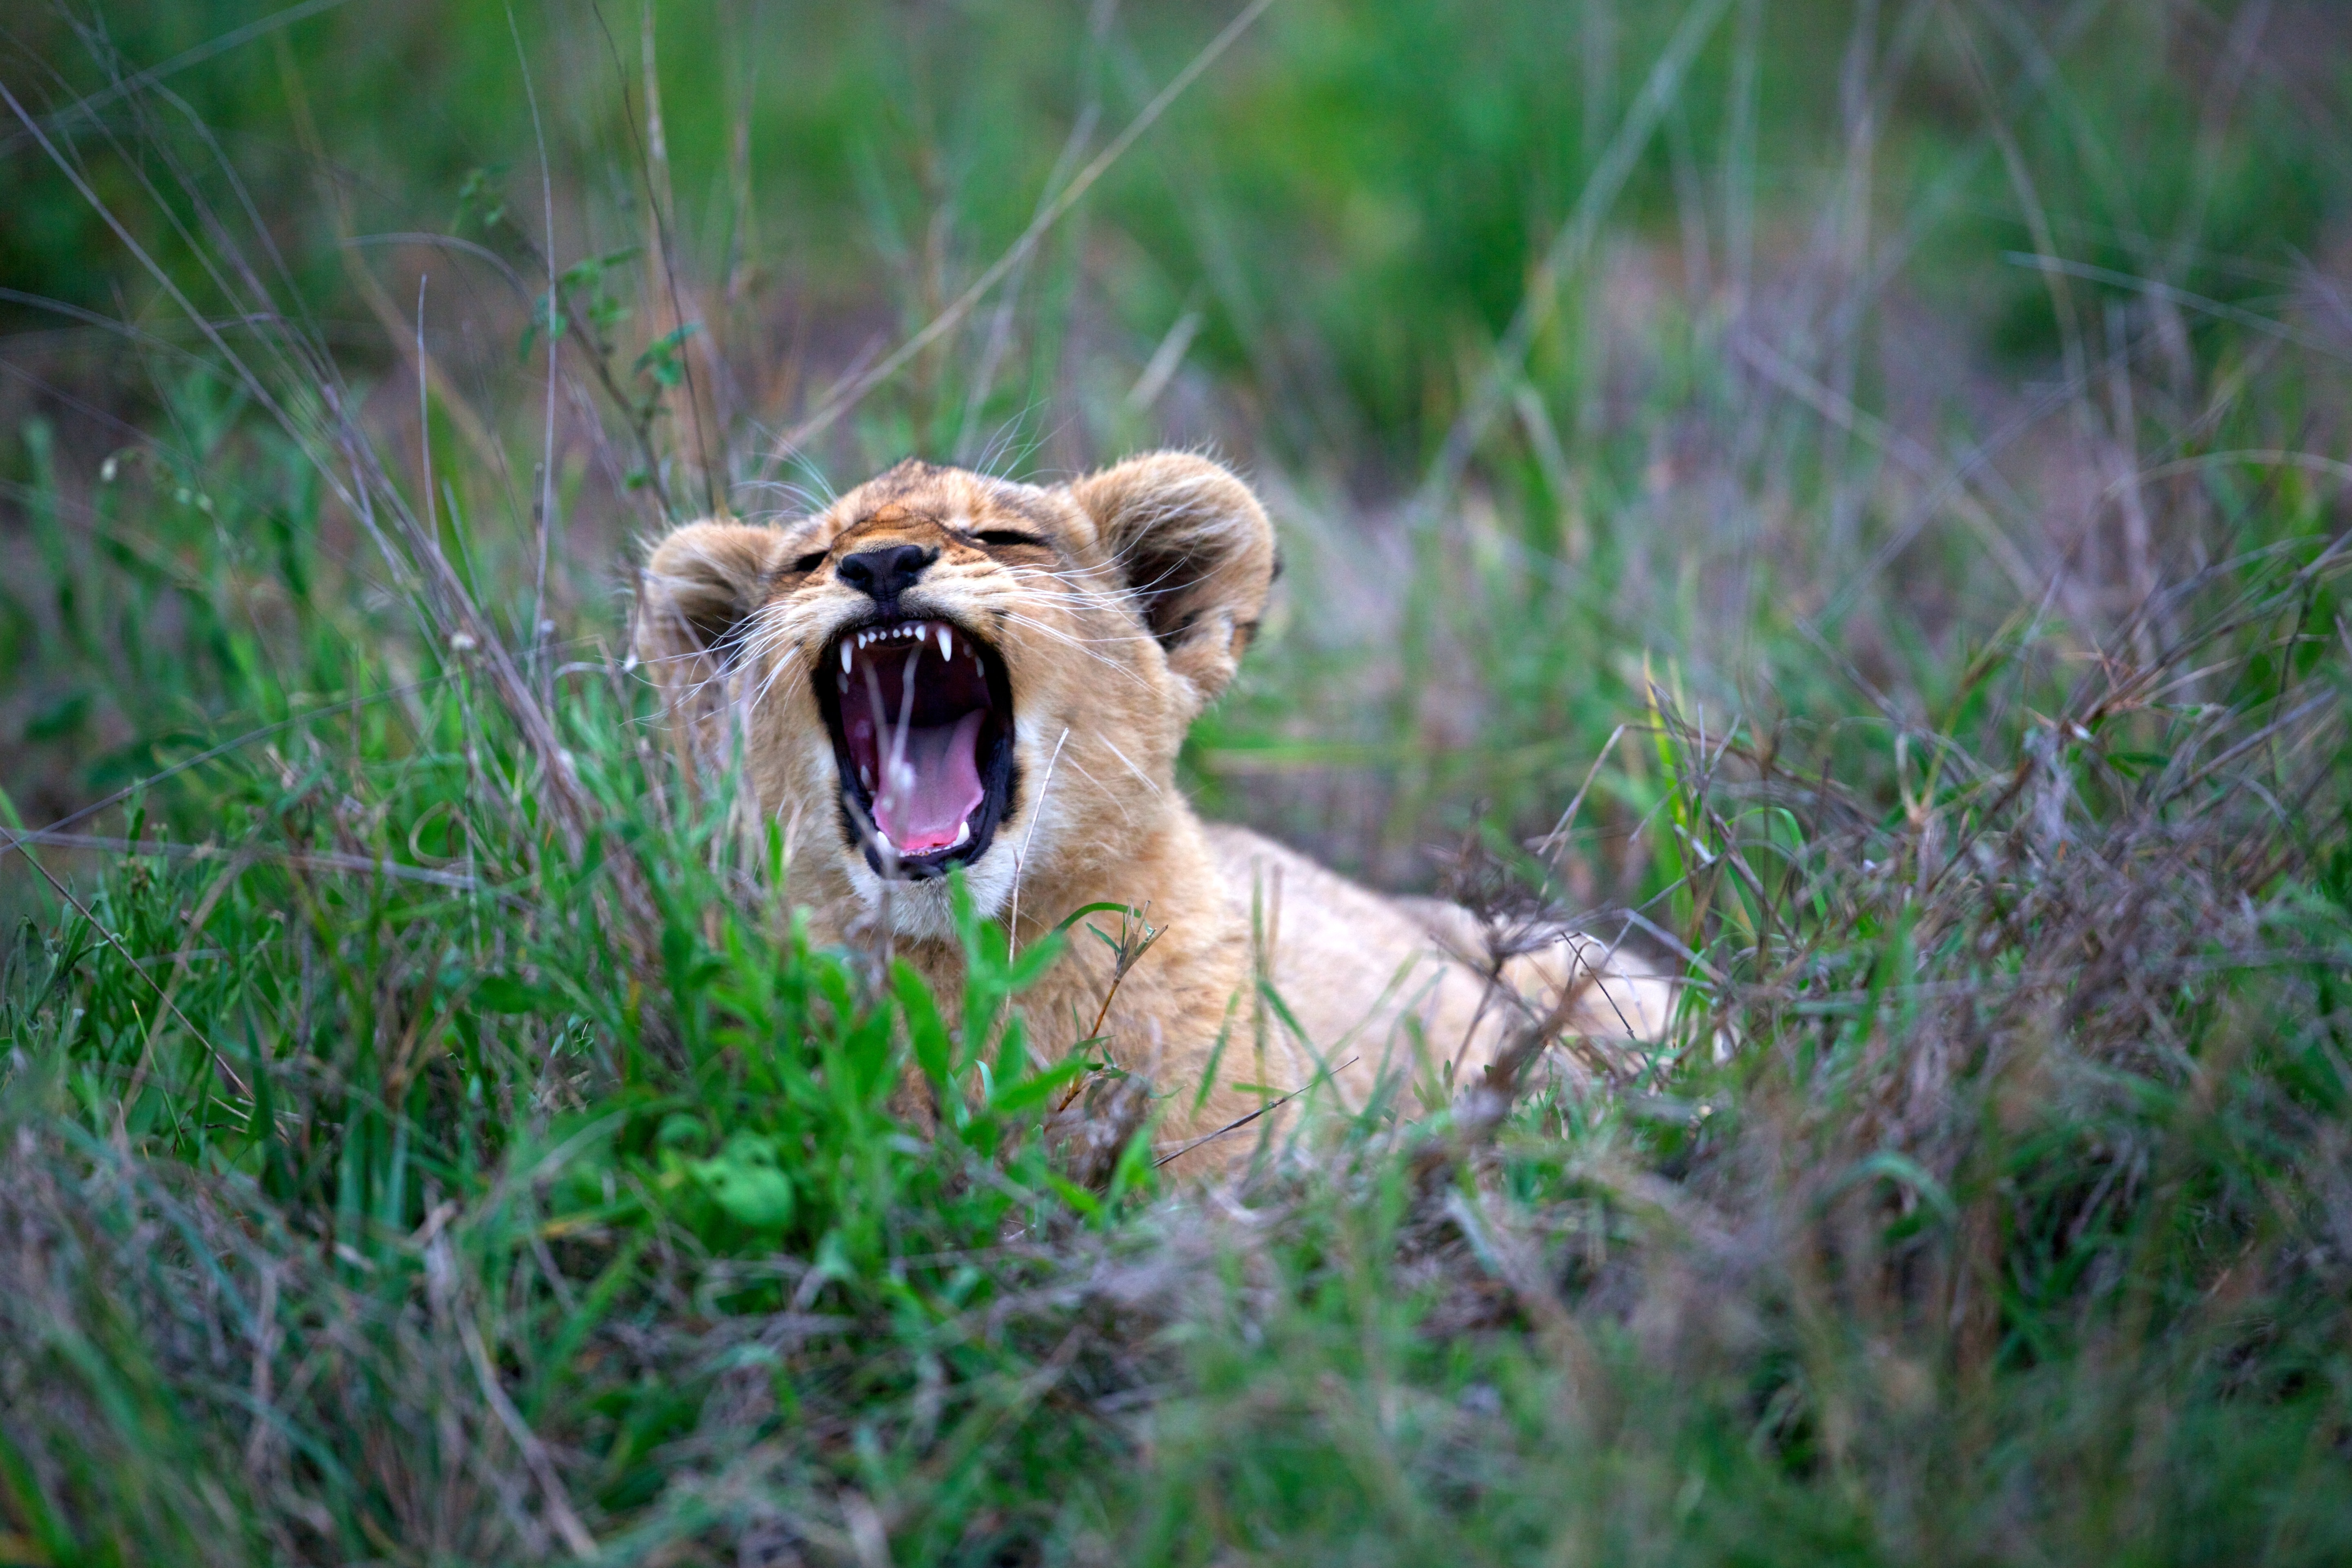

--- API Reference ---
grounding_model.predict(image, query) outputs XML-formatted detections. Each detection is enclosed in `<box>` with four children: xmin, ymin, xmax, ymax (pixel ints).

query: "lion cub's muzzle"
<box><xmin>816</xmin><ymin>616</ymin><xmax>1017</xmax><ymax>880</ymax></box>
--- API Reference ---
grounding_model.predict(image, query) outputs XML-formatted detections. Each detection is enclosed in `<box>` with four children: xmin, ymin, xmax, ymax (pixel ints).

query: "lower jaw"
<box><xmin>860</xmin><ymin>847</ymin><xmax>966</xmax><ymax>882</ymax></box>
<box><xmin>843</xmin><ymin>795</ymin><xmax>1000</xmax><ymax>881</ymax></box>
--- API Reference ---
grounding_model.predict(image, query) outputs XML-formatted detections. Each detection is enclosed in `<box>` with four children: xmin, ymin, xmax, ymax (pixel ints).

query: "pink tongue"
<box><xmin>873</xmin><ymin>710</ymin><xmax>987</xmax><ymax>853</ymax></box>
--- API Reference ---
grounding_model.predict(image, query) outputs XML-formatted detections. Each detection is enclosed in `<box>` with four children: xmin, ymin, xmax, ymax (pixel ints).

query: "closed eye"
<box><xmin>973</xmin><ymin>530</ymin><xmax>1046</xmax><ymax>548</ymax></box>
<box><xmin>789</xmin><ymin>550</ymin><xmax>828</xmax><ymax>573</ymax></box>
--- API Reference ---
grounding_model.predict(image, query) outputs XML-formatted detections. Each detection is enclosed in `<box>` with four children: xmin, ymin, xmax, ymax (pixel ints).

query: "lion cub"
<box><xmin>637</xmin><ymin>453</ymin><xmax>1669</xmax><ymax>1168</ymax></box>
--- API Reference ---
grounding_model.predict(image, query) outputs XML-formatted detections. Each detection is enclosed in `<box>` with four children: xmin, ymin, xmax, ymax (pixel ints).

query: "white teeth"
<box><xmin>940</xmin><ymin>627</ymin><xmax>953</xmax><ymax>661</ymax></box>
<box><xmin>840</xmin><ymin>643</ymin><xmax>853</xmax><ymax>673</ymax></box>
<box><xmin>859</xmin><ymin>765</ymin><xmax>874</xmax><ymax>791</ymax></box>
<box><xmin>950</xmin><ymin>819</ymin><xmax>971</xmax><ymax>848</ymax></box>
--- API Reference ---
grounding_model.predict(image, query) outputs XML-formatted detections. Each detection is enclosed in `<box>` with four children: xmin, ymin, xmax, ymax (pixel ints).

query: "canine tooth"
<box><xmin>950</xmin><ymin>819</ymin><xmax>971</xmax><ymax>848</ymax></box>
<box><xmin>940</xmin><ymin>626</ymin><xmax>953</xmax><ymax>661</ymax></box>
<box><xmin>840</xmin><ymin>643</ymin><xmax>853</xmax><ymax>673</ymax></box>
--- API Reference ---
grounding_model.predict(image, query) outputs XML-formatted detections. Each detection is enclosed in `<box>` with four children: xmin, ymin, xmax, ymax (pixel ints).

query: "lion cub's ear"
<box><xmin>635</xmin><ymin>521</ymin><xmax>788</xmax><ymax>702</ymax></box>
<box><xmin>1066</xmin><ymin>453</ymin><xmax>1276</xmax><ymax>717</ymax></box>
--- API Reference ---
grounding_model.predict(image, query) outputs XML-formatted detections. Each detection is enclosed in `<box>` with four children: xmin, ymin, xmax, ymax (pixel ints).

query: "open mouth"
<box><xmin>816</xmin><ymin>617</ymin><xmax>1016</xmax><ymax>879</ymax></box>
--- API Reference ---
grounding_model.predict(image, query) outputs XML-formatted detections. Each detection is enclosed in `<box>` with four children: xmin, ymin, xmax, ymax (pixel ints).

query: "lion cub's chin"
<box><xmin>637</xmin><ymin>451</ymin><xmax>1676</xmax><ymax>1173</ymax></box>
<box><xmin>842</xmin><ymin>847</ymin><xmax>1020</xmax><ymax>942</ymax></box>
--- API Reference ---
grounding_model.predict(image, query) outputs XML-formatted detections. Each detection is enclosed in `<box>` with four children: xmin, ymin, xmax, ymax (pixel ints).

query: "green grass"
<box><xmin>7</xmin><ymin>1</ymin><xmax>2352</xmax><ymax>1562</ymax></box>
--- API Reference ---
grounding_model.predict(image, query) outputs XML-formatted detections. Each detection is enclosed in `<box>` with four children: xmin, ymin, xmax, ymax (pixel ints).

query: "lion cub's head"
<box><xmin>637</xmin><ymin>453</ymin><xmax>1275</xmax><ymax>937</ymax></box>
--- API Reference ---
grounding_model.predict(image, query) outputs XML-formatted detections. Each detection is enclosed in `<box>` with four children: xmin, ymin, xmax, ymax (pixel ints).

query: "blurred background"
<box><xmin>4</xmin><ymin>0</ymin><xmax>2349</xmax><ymax>900</ymax></box>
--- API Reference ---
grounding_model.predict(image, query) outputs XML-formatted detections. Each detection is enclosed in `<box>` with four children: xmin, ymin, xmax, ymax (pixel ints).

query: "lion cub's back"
<box><xmin>1198</xmin><ymin>822</ymin><xmax>1503</xmax><ymax>1098</ymax></box>
<box><xmin>1199</xmin><ymin>823</ymin><xmax>1677</xmax><ymax>1106</ymax></box>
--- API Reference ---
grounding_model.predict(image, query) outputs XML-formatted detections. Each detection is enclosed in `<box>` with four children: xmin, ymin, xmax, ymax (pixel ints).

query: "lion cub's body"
<box><xmin>639</xmin><ymin>454</ymin><xmax>1666</xmax><ymax>1169</ymax></box>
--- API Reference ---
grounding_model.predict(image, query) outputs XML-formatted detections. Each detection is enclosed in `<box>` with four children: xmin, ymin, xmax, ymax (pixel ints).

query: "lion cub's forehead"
<box><xmin>818</xmin><ymin>461</ymin><xmax>1093</xmax><ymax>551</ymax></box>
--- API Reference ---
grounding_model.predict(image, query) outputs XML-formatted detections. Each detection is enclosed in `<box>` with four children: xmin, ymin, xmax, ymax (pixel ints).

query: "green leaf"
<box><xmin>633</xmin><ymin>322</ymin><xmax>704</xmax><ymax>388</ymax></box>
<box><xmin>1825</xmin><ymin>1150</ymin><xmax>1957</xmax><ymax>1228</ymax></box>
<box><xmin>455</xmin><ymin>163</ymin><xmax>510</xmax><ymax>231</ymax></box>
<box><xmin>1042</xmin><ymin>1171</ymin><xmax>1102</xmax><ymax>1217</ymax></box>
<box><xmin>1100</xmin><ymin>1123</ymin><xmax>1156</xmax><ymax>1222</ymax></box>
<box><xmin>993</xmin><ymin>1012</ymin><xmax>1031</xmax><ymax>1089</ymax></box>
<box><xmin>988</xmin><ymin>1053</ymin><xmax>1089</xmax><ymax>1116</ymax></box>
<box><xmin>691</xmin><ymin>1134</ymin><xmax>795</xmax><ymax>1231</ymax></box>
<box><xmin>518</xmin><ymin>296</ymin><xmax>568</xmax><ymax>360</ymax></box>
<box><xmin>1004</xmin><ymin>929</ymin><xmax>1067</xmax><ymax>991</ymax></box>
<box><xmin>893</xmin><ymin>960</ymin><xmax>955</xmax><ymax>1094</ymax></box>
<box><xmin>24</xmin><ymin>690</ymin><xmax>90</xmax><ymax>743</ymax></box>
<box><xmin>559</xmin><ymin>245</ymin><xmax>638</xmax><ymax>290</ymax></box>
<box><xmin>473</xmin><ymin>973</ymin><xmax>551</xmax><ymax>1014</ymax></box>
<box><xmin>1052</xmin><ymin>901</ymin><xmax>1138</xmax><ymax>937</ymax></box>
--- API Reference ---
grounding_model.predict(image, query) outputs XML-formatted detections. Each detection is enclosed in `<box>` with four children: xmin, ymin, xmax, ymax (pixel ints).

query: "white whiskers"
<box><xmin>1006</xmin><ymin>726</ymin><xmax>1070</xmax><ymax>960</ymax></box>
<box><xmin>1098</xmin><ymin>735</ymin><xmax>1164</xmax><ymax>799</ymax></box>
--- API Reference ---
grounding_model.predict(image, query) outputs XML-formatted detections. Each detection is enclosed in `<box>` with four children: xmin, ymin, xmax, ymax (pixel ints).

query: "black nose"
<box><xmin>834</xmin><ymin>543</ymin><xmax>937</xmax><ymax>605</ymax></box>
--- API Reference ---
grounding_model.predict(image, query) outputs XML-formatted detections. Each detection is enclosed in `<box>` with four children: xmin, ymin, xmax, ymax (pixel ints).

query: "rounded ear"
<box><xmin>1066</xmin><ymin>452</ymin><xmax>1276</xmax><ymax>716</ymax></box>
<box><xmin>635</xmin><ymin>521</ymin><xmax>788</xmax><ymax>710</ymax></box>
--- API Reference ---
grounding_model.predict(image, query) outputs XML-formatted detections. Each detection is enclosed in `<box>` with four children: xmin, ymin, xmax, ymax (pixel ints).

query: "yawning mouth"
<box><xmin>816</xmin><ymin>616</ymin><xmax>1016</xmax><ymax>879</ymax></box>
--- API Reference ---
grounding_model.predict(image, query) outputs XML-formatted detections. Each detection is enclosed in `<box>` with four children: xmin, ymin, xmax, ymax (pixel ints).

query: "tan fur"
<box><xmin>637</xmin><ymin>453</ymin><xmax>1673</xmax><ymax>1170</ymax></box>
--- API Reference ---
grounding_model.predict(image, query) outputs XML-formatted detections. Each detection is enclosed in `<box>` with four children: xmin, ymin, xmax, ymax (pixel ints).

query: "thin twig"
<box><xmin>7</xmin><ymin>839</ymin><xmax>250</xmax><ymax>1104</ymax></box>
<box><xmin>507</xmin><ymin>0</ymin><xmax>560</xmax><ymax>662</ymax></box>
<box><xmin>1533</xmin><ymin>724</ymin><xmax>1626</xmax><ymax>864</ymax></box>
<box><xmin>1152</xmin><ymin>1056</ymin><xmax>1359</xmax><ymax>1168</ymax></box>
<box><xmin>0</xmin><ymin>675</ymin><xmax>453</xmax><ymax>869</ymax></box>
<box><xmin>770</xmin><ymin>0</ymin><xmax>1280</xmax><ymax>459</ymax></box>
<box><xmin>4</xmin><ymin>830</ymin><xmax>485</xmax><ymax>892</ymax></box>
